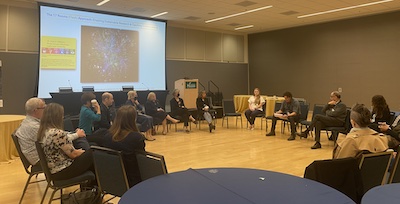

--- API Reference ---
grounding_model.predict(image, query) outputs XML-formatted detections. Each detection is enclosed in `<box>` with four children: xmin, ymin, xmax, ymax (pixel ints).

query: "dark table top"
<box><xmin>119</xmin><ymin>168</ymin><xmax>355</xmax><ymax>204</ymax></box>
<box><xmin>361</xmin><ymin>183</ymin><xmax>400</xmax><ymax>204</ymax></box>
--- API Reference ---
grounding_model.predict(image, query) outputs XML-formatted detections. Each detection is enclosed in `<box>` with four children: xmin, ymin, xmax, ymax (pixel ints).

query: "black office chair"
<box><xmin>222</xmin><ymin>99</ymin><xmax>243</xmax><ymax>128</ymax></box>
<box><xmin>358</xmin><ymin>151</ymin><xmax>393</xmax><ymax>194</ymax></box>
<box><xmin>135</xmin><ymin>151</ymin><xmax>168</xmax><ymax>181</ymax></box>
<box><xmin>304</xmin><ymin>157</ymin><xmax>363</xmax><ymax>204</ymax></box>
<box><xmin>388</xmin><ymin>146</ymin><xmax>400</xmax><ymax>184</ymax></box>
<box><xmin>300</xmin><ymin>104</ymin><xmax>325</xmax><ymax>137</ymax></box>
<box><xmin>91</xmin><ymin>146</ymin><xmax>130</xmax><ymax>203</ymax></box>
<box><xmin>323</xmin><ymin>109</ymin><xmax>352</xmax><ymax>143</ymax></box>
<box><xmin>35</xmin><ymin>141</ymin><xmax>95</xmax><ymax>204</ymax></box>
<box><xmin>11</xmin><ymin>133</ymin><xmax>46</xmax><ymax>204</ymax></box>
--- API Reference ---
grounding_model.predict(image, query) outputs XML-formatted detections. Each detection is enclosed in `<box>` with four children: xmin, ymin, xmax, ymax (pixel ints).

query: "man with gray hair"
<box><xmin>14</xmin><ymin>97</ymin><xmax>46</xmax><ymax>165</ymax></box>
<box><xmin>298</xmin><ymin>91</ymin><xmax>347</xmax><ymax>149</ymax></box>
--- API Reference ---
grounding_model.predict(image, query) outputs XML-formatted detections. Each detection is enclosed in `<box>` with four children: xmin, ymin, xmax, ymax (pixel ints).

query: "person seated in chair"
<box><xmin>145</xmin><ymin>92</ymin><xmax>179</xmax><ymax>135</ymax></box>
<box><xmin>196</xmin><ymin>90</ymin><xmax>216</xmax><ymax>133</ymax></box>
<box><xmin>38</xmin><ymin>103</ymin><xmax>93</xmax><ymax>181</ymax></box>
<box><xmin>333</xmin><ymin>104</ymin><xmax>388</xmax><ymax>159</ymax></box>
<box><xmin>169</xmin><ymin>89</ymin><xmax>197</xmax><ymax>133</ymax></box>
<box><xmin>15</xmin><ymin>97</ymin><xmax>46</xmax><ymax>166</ymax></box>
<box><xmin>101</xmin><ymin>105</ymin><xmax>146</xmax><ymax>187</ymax></box>
<box><xmin>368</xmin><ymin>95</ymin><xmax>391</xmax><ymax>133</ymax></box>
<box><xmin>125</xmin><ymin>90</ymin><xmax>155</xmax><ymax>141</ymax></box>
<box><xmin>245</xmin><ymin>88</ymin><xmax>265</xmax><ymax>130</ymax></box>
<box><xmin>298</xmin><ymin>91</ymin><xmax>347</xmax><ymax>149</ymax></box>
<box><xmin>94</xmin><ymin>92</ymin><xmax>114</xmax><ymax>131</ymax></box>
<box><xmin>377</xmin><ymin>113</ymin><xmax>400</xmax><ymax>149</ymax></box>
<box><xmin>266</xmin><ymin>91</ymin><xmax>300</xmax><ymax>141</ymax></box>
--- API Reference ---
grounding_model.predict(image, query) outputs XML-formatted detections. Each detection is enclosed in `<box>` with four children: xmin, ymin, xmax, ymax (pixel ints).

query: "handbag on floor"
<box><xmin>61</xmin><ymin>187</ymin><xmax>102</xmax><ymax>204</ymax></box>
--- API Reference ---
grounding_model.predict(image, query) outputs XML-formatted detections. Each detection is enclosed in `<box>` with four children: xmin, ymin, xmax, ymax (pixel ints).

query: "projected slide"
<box><xmin>38</xmin><ymin>4</ymin><xmax>166</xmax><ymax>98</ymax></box>
<box><xmin>81</xmin><ymin>26</ymin><xmax>138</xmax><ymax>83</ymax></box>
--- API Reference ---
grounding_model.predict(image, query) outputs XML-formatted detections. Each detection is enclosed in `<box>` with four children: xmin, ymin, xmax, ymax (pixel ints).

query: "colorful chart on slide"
<box><xmin>80</xmin><ymin>26</ymin><xmax>139</xmax><ymax>83</ymax></box>
<box><xmin>40</xmin><ymin>36</ymin><xmax>77</xmax><ymax>69</ymax></box>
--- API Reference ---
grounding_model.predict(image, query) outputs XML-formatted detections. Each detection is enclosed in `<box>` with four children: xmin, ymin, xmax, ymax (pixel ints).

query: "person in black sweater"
<box><xmin>101</xmin><ymin>105</ymin><xmax>146</xmax><ymax>187</ymax></box>
<box><xmin>170</xmin><ymin>89</ymin><xmax>197</xmax><ymax>133</ymax></box>
<box><xmin>94</xmin><ymin>92</ymin><xmax>114</xmax><ymax>131</ymax></box>
<box><xmin>145</xmin><ymin>92</ymin><xmax>179</xmax><ymax>135</ymax></box>
<box><xmin>125</xmin><ymin>90</ymin><xmax>155</xmax><ymax>141</ymax></box>
<box><xmin>369</xmin><ymin>95</ymin><xmax>391</xmax><ymax>132</ymax></box>
<box><xmin>196</xmin><ymin>90</ymin><xmax>215</xmax><ymax>133</ymax></box>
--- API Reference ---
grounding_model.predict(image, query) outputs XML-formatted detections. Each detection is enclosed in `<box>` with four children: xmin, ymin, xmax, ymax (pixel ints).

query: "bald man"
<box><xmin>94</xmin><ymin>92</ymin><xmax>114</xmax><ymax>131</ymax></box>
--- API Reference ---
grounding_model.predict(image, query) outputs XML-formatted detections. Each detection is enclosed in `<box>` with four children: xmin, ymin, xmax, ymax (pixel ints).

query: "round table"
<box><xmin>0</xmin><ymin>115</ymin><xmax>25</xmax><ymax>163</ymax></box>
<box><xmin>361</xmin><ymin>183</ymin><xmax>400</xmax><ymax>203</ymax></box>
<box><xmin>120</xmin><ymin>168</ymin><xmax>355</xmax><ymax>204</ymax></box>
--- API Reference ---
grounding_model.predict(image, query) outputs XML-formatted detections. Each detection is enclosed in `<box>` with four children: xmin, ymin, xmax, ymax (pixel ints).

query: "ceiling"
<box><xmin>7</xmin><ymin>0</ymin><xmax>400</xmax><ymax>34</ymax></box>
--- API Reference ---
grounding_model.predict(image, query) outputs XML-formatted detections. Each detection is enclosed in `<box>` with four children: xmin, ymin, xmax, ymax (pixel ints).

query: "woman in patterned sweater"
<box><xmin>37</xmin><ymin>103</ymin><xmax>93</xmax><ymax>181</ymax></box>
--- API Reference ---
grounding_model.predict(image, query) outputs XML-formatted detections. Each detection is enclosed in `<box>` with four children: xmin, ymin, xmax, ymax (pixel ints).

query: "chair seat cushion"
<box><xmin>225</xmin><ymin>113</ymin><xmax>241</xmax><ymax>116</ymax></box>
<box><xmin>53</xmin><ymin>171</ymin><xmax>95</xmax><ymax>187</ymax></box>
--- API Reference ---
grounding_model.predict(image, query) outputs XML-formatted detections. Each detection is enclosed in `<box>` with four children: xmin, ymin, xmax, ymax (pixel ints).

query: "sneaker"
<box><xmin>265</xmin><ymin>131</ymin><xmax>275</xmax><ymax>136</ymax></box>
<box><xmin>311</xmin><ymin>142</ymin><xmax>321</xmax><ymax>149</ymax></box>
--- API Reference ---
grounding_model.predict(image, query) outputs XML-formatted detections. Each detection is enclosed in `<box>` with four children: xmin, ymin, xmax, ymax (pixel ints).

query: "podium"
<box><xmin>174</xmin><ymin>79</ymin><xmax>198</xmax><ymax>109</ymax></box>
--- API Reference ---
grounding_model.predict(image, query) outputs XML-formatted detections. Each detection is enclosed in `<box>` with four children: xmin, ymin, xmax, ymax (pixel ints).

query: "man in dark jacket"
<box><xmin>94</xmin><ymin>92</ymin><xmax>114</xmax><ymax>130</ymax></box>
<box><xmin>298</xmin><ymin>91</ymin><xmax>347</xmax><ymax>149</ymax></box>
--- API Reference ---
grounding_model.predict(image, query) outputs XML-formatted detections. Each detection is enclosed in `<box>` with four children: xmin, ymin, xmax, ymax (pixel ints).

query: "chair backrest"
<box><xmin>35</xmin><ymin>141</ymin><xmax>55</xmax><ymax>184</ymax></box>
<box><xmin>312</xmin><ymin>104</ymin><xmax>325</xmax><ymax>118</ymax></box>
<box><xmin>304</xmin><ymin>157</ymin><xmax>363</xmax><ymax>203</ymax></box>
<box><xmin>358</xmin><ymin>151</ymin><xmax>393</xmax><ymax>193</ymax></box>
<box><xmin>389</xmin><ymin>111</ymin><xmax>396</xmax><ymax>126</ymax></box>
<box><xmin>11</xmin><ymin>132</ymin><xmax>35</xmax><ymax>174</ymax></box>
<box><xmin>135</xmin><ymin>151</ymin><xmax>167</xmax><ymax>181</ymax></box>
<box><xmin>299</xmin><ymin>104</ymin><xmax>309</xmax><ymax>121</ymax></box>
<box><xmin>343</xmin><ymin>109</ymin><xmax>352</xmax><ymax>133</ymax></box>
<box><xmin>388</xmin><ymin>146</ymin><xmax>400</xmax><ymax>184</ymax></box>
<box><xmin>91</xmin><ymin>146</ymin><xmax>129</xmax><ymax>197</ymax></box>
<box><xmin>222</xmin><ymin>99</ymin><xmax>236</xmax><ymax>114</ymax></box>
<box><xmin>63</xmin><ymin>116</ymin><xmax>74</xmax><ymax>132</ymax></box>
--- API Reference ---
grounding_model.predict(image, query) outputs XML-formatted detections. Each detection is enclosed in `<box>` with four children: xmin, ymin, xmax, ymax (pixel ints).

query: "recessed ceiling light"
<box><xmin>97</xmin><ymin>0</ymin><xmax>110</xmax><ymax>6</ymax></box>
<box><xmin>298</xmin><ymin>0</ymin><xmax>393</xmax><ymax>19</ymax></box>
<box><xmin>205</xmin><ymin>5</ymin><xmax>273</xmax><ymax>23</ymax></box>
<box><xmin>235</xmin><ymin>25</ymin><xmax>254</xmax><ymax>30</ymax></box>
<box><xmin>151</xmin><ymin>11</ymin><xmax>168</xmax><ymax>18</ymax></box>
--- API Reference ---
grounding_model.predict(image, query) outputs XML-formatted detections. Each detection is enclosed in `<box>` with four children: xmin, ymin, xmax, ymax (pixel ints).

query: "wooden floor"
<box><xmin>0</xmin><ymin>116</ymin><xmax>336</xmax><ymax>203</ymax></box>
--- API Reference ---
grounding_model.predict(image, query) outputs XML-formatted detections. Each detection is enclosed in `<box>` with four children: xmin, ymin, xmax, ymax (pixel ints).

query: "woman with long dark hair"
<box><xmin>102</xmin><ymin>105</ymin><xmax>146</xmax><ymax>187</ymax></box>
<box><xmin>369</xmin><ymin>95</ymin><xmax>391</xmax><ymax>132</ymax></box>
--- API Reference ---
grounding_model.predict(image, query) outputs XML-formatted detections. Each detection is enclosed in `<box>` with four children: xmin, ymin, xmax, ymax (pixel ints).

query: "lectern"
<box><xmin>174</xmin><ymin>79</ymin><xmax>198</xmax><ymax>109</ymax></box>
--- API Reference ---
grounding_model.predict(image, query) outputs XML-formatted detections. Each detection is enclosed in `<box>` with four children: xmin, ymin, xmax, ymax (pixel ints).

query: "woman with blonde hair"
<box><xmin>245</xmin><ymin>88</ymin><xmax>265</xmax><ymax>130</ymax></box>
<box><xmin>37</xmin><ymin>103</ymin><xmax>92</xmax><ymax>181</ymax></box>
<box><xmin>102</xmin><ymin>105</ymin><xmax>146</xmax><ymax>187</ymax></box>
<box><xmin>145</xmin><ymin>92</ymin><xmax>179</xmax><ymax>135</ymax></box>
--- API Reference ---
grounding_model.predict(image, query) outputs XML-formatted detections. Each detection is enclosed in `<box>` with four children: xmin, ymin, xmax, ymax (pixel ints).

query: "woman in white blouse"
<box><xmin>245</xmin><ymin>88</ymin><xmax>265</xmax><ymax>130</ymax></box>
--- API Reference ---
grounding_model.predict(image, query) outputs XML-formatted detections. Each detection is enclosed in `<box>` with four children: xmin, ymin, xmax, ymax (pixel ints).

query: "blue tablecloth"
<box><xmin>361</xmin><ymin>183</ymin><xmax>400</xmax><ymax>204</ymax></box>
<box><xmin>120</xmin><ymin>168</ymin><xmax>355</xmax><ymax>204</ymax></box>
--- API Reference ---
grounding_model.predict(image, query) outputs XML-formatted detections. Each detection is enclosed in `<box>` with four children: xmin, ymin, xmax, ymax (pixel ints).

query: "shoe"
<box><xmin>185</xmin><ymin>129</ymin><xmax>190</xmax><ymax>133</ymax></box>
<box><xmin>311</xmin><ymin>142</ymin><xmax>321</xmax><ymax>149</ymax></box>
<box><xmin>297</xmin><ymin>131</ymin><xmax>308</xmax><ymax>139</ymax></box>
<box><xmin>328</xmin><ymin>134</ymin><xmax>333</xmax><ymax>141</ymax></box>
<box><xmin>145</xmin><ymin>135</ymin><xmax>155</xmax><ymax>141</ymax></box>
<box><xmin>162</xmin><ymin>131</ymin><xmax>167</xmax><ymax>135</ymax></box>
<box><xmin>287</xmin><ymin>134</ymin><xmax>296</xmax><ymax>141</ymax></box>
<box><xmin>193</xmin><ymin>120</ymin><xmax>198</xmax><ymax>124</ymax></box>
<box><xmin>265</xmin><ymin>131</ymin><xmax>275</xmax><ymax>136</ymax></box>
<box><xmin>209</xmin><ymin>124</ymin><xmax>213</xmax><ymax>133</ymax></box>
<box><xmin>213</xmin><ymin>124</ymin><xmax>216</xmax><ymax>130</ymax></box>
